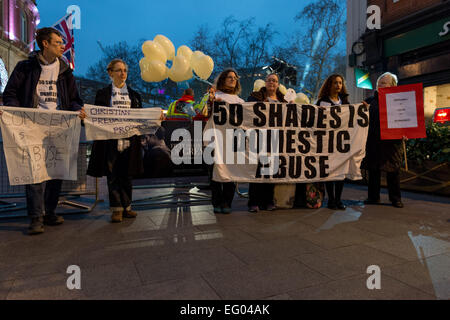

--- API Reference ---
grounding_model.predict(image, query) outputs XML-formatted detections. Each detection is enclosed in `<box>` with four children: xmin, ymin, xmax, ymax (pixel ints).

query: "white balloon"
<box><xmin>279</xmin><ymin>84</ymin><xmax>287</xmax><ymax>95</ymax></box>
<box><xmin>295</xmin><ymin>92</ymin><xmax>310</xmax><ymax>104</ymax></box>
<box><xmin>140</xmin><ymin>59</ymin><xmax>168</xmax><ymax>82</ymax></box>
<box><xmin>284</xmin><ymin>88</ymin><xmax>297</xmax><ymax>102</ymax></box>
<box><xmin>154</xmin><ymin>34</ymin><xmax>175</xmax><ymax>61</ymax></box>
<box><xmin>177</xmin><ymin>45</ymin><xmax>193</xmax><ymax>62</ymax></box>
<box><xmin>253</xmin><ymin>79</ymin><xmax>265</xmax><ymax>92</ymax></box>
<box><xmin>142</xmin><ymin>40</ymin><xmax>167</xmax><ymax>63</ymax></box>
<box><xmin>172</xmin><ymin>55</ymin><xmax>190</xmax><ymax>76</ymax></box>
<box><xmin>192</xmin><ymin>55</ymin><xmax>214</xmax><ymax>80</ymax></box>
<box><xmin>191</xmin><ymin>51</ymin><xmax>205</xmax><ymax>69</ymax></box>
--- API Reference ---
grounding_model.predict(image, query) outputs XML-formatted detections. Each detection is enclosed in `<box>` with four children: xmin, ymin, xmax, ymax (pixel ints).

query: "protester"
<box><xmin>362</xmin><ymin>72</ymin><xmax>404</xmax><ymax>208</ymax></box>
<box><xmin>1</xmin><ymin>27</ymin><xmax>85</xmax><ymax>235</ymax></box>
<box><xmin>246</xmin><ymin>73</ymin><xmax>286</xmax><ymax>212</ymax></box>
<box><xmin>208</xmin><ymin>68</ymin><xmax>244</xmax><ymax>214</ymax></box>
<box><xmin>166</xmin><ymin>88</ymin><xmax>202</xmax><ymax>120</ymax></box>
<box><xmin>87</xmin><ymin>59</ymin><xmax>143</xmax><ymax>223</ymax></box>
<box><xmin>316</xmin><ymin>74</ymin><xmax>350</xmax><ymax>210</ymax></box>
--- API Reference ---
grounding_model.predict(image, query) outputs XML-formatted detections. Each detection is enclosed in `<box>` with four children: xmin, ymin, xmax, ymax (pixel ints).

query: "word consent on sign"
<box><xmin>205</xmin><ymin>102</ymin><xmax>369</xmax><ymax>183</ymax></box>
<box><xmin>83</xmin><ymin>105</ymin><xmax>162</xmax><ymax>141</ymax></box>
<box><xmin>0</xmin><ymin>106</ymin><xmax>81</xmax><ymax>185</ymax></box>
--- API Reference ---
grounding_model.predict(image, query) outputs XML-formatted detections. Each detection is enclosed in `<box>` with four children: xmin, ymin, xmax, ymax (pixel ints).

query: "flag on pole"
<box><xmin>51</xmin><ymin>13</ymin><xmax>75</xmax><ymax>70</ymax></box>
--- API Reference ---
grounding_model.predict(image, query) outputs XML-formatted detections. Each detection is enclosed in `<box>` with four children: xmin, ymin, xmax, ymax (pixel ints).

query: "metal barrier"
<box><xmin>0</xmin><ymin>139</ymin><xmax>102</xmax><ymax>218</ymax></box>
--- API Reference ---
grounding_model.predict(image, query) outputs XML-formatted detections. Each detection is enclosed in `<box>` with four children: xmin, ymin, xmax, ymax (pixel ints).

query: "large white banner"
<box><xmin>204</xmin><ymin>102</ymin><xmax>369</xmax><ymax>183</ymax></box>
<box><xmin>83</xmin><ymin>105</ymin><xmax>162</xmax><ymax>141</ymax></box>
<box><xmin>0</xmin><ymin>106</ymin><xmax>81</xmax><ymax>185</ymax></box>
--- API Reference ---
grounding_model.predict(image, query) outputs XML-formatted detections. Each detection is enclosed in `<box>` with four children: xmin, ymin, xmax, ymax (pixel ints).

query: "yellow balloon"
<box><xmin>140</xmin><ymin>59</ymin><xmax>167</xmax><ymax>82</ymax></box>
<box><xmin>142</xmin><ymin>40</ymin><xmax>167</xmax><ymax>63</ymax></box>
<box><xmin>193</xmin><ymin>55</ymin><xmax>214</xmax><ymax>80</ymax></box>
<box><xmin>177</xmin><ymin>45</ymin><xmax>193</xmax><ymax>62</ymax></box>
<box><xmin>154</xmin><ymin>34</ymin><xmax>175</xmax><ymax>61</ymax></box>
<box><xmin>295</xmin><ymin>92</ymin><xmax>310</xmax><ymax>104</ymax></box>
<box><xmin>279</xmin><ymin>84</ymin><xmax>287</xmax><ymax>95</ymax></box>
<box><xmin>253</xmin><ymin>79</ymin><xmax>265</xmax><ymax>92</ymax></box>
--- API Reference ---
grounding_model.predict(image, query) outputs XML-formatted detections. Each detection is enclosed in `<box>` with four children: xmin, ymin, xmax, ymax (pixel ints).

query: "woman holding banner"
<box><xmin>208</xmin><ymin>69</ymin><xmax>244</xmax><ymax>214</ymax></box>
<box><xmin>246</xmin><ymin>73</ymin><xmax>287</xmax><ymax>212</ymax></box>
<box><xmin>362</xmin><ymin>72</ymin><xmax>404</xmax><ymax>208</ymax></box>
<box><xmin>87</xmin><ymin>59</ymin><xmax>144</xmax><ymax>222</ymax></box>
<box><xmin>316</xmin><ymin>74</ymin><xmax>350</xmax><ymax>210</ymax></box>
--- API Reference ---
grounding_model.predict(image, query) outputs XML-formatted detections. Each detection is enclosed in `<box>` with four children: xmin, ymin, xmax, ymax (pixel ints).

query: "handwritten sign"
<box><xmin>83</xmin><ymin>105</ymin><xmax>162</xmax><ymax>141</ymax></box>
<box><xmin>378</xmin><ymin>83</ymin><xmax>426</xmax><ymax>140</ymax></box>
<box><xmin>0</xmin><ymin>106</ymin><xmax>81</xmax><ymax>185</ymax></box>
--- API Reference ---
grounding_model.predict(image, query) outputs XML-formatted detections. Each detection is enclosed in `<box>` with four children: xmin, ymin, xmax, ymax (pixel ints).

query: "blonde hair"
<box><xmin>107</xmin><ymin>59</ymin><xmax>128</xmax><ymax>73</ymax></box>
<box><xmin>376</xmin><ymin>72</ymin><xmax>398</xmax><ymax>89</ymax></box>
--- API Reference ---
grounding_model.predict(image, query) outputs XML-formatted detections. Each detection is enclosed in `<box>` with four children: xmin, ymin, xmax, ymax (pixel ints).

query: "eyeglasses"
<box><xmin>266</xmin><ymin>78</ymin><xmax>278</xmax><ymax>83</ymax></box>
<box><xmin>226</xmin><ymin>76</ymin><xmax>239</xmax><ymax>80</ymax></box>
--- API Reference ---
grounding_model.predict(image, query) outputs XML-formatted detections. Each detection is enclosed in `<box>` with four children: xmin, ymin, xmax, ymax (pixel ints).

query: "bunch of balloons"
<box><xmin>139</xmin><ymin>34</ymin><xmax>214</xmax><ymax>83</ymax></box>
<box><xmin>253</xmin><ymin>79</ymin><xmax>310</xmax><ymax>104</ymax></box>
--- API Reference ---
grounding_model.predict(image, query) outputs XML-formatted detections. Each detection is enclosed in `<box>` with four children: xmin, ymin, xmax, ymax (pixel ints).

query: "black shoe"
<box><xmin>364</xmin><ymin>198</ymin><xmax>381</xmax><ymax>205</ymax></box>
<box><xmin>28</xmin><ymin>217</ymin><xmax>44</xmax><ymax>235</ymax></box>
<box><xmin>392</xmin><ymin>201</ymin><xmax>404</xmax><ymax>208</ymax></box>
<box><xmin>336</xmin><ymin>201</ymin><xmax>346</xmax><ymax>210</ymax></box>
<box><xmin>43</xmin><ymin>214</ymin><xmax>64</xmax><ymax>226</ymax></box>
<box><xmin>327</xmin><ymin>200</ymin><xmax>337</xmax><ymax>210</ymax></box>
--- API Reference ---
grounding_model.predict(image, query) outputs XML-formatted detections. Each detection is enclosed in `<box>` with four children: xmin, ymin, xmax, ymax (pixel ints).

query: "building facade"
<box><xmin>0</xmin><ymin>0</ymin><xmax>39</xmax><ymax>92</ymax></box>
<box><xmin>347</xmin><ymin>0</ymin><xmax>450</xmax><ymax>121</ymax></box>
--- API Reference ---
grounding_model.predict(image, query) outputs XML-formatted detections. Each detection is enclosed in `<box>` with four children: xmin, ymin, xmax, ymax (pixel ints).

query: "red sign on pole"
<box><xmin>378</xmin><ymin>83</ymin><xmax>426</xmax><ymax>140</ymax></box>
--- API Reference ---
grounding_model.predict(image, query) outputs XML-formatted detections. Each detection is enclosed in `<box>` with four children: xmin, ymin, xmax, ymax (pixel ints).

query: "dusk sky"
<box><xmin>37</xmin><ymin>0</ymin><xmax>316</xmax><ymax>77</ymax></box>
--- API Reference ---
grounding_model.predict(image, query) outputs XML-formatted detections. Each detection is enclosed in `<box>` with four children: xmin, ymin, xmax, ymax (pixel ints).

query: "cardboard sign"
<box><xmin>378</xmin><ymin>83</ymin><xmax>426</xmax><ymax>140</ymax></box>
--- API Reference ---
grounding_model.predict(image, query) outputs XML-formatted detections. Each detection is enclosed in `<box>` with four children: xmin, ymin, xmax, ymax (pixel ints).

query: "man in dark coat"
<box><xmin>2</xmin><ymin>27</ymin><xmax>84</xmax><ymax>235</ymax></box>
<box><xmin>362</xmin><ymin>72</ymin><xmax>404</xmax><ymax>208</ymax></box>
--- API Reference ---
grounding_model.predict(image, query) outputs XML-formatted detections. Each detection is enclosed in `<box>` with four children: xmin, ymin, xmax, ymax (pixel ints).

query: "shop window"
<box><xmin>424</xmin><ymin>84</ymin><xmax>450</xmax><ymax>123</ymax></box>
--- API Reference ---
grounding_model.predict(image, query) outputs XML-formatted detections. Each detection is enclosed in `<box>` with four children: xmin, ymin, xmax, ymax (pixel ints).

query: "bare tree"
<box><xmin>86</xmin><ymin>40</ymin><xmax>157</xmax><ymax>95</ymax></box>
<box><xmin>278</xmin><ymin>0</ymin><xmax>346</xmax><ymax>99</ymax></box>
<box><xmin>190</xmin><ymin>16</ymin><xmax>275</xmax><ymax>96</ymax></box>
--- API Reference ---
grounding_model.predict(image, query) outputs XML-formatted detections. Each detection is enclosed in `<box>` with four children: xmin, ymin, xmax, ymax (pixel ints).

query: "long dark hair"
<box><xmin>317</xmin><ymin>74</ymin><xmax>349</xmax><ymax>103</ymax></box>
<box><xmin>215</xmin><ymin>68</ymin><xmax>241</xmax><ymax>95</ymax></box>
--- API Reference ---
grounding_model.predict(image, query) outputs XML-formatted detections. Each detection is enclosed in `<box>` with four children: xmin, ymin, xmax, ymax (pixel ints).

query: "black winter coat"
<box><xmin>3</xmin><ymin>51</ymin><xmax>83</xmax><ymax>110</ymax></box>
<box><xmin>316</xmin><ymin>93</ymin><xmax>350</xmax><ymax>106</ymax></box>
<box><xmin>361</xmin><ymin>92</ymin><xmax>402</xmax><ymax>172</ymax></box>
<box><xmin>86</xmin><ymin>85</ymin><xmax>144</xmax><ymax>177</ymax></box>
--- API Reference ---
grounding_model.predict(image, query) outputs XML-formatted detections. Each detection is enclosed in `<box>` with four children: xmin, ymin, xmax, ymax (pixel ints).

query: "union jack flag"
<box><xmin>52</xmin><ymin>13</ymin><xmax>75</xmax><ymax>70</ymax></box>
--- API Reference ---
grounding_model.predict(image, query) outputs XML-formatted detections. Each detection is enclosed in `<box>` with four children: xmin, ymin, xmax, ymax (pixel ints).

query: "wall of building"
<box><xmin>0</xmin><ymin>0</ymin><xmax>39</xmax><ymax>78</ymax></box>
<box><xmin>368</xmin><ymin>0</ymin><xmax>444</xmax><ymax>25</ymax></box>
<box><xmin>346</xmin><ymin>0</ymin><xmax>368</xmax><ymax>103</ymax></box>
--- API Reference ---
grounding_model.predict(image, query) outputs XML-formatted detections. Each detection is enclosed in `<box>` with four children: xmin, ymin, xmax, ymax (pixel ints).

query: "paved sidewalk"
<box><xmin>0</xmin><ymin>180</ymin><xmax>449</xmax><ymax>300</ymax></box>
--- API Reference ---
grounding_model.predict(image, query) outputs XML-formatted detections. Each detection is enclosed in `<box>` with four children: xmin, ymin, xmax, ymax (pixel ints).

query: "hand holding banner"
<box><xmin>83</xmin><ymin>105</ymin><xmax>162</xmax><ymax>141</ymax></box>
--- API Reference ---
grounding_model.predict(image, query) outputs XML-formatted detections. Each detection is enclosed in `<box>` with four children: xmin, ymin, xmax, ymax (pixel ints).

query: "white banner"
<box><xmin>204</xmin><ymin>102</ymin><xmax>369</xmax><ymax>183</ymax></box>
<box><xmin>83</xmin><ymin>105</ymin><xmax>162</xmax><ymax>141</ymax></box>
<box><xmin>0</xmin><ymin>106</ymin><xmax>81</xmax><ymax>185</ymax></box>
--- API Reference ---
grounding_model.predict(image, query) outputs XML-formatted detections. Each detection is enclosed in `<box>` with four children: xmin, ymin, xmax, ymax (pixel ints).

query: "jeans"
<box><xmin>25</xmin><ymin>179</ymin><xmax>63</xmax><ymax>218</ymax></box>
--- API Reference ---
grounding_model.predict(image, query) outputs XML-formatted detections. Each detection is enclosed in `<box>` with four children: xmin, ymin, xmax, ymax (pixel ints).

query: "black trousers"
<box><xmin>325</xmin><ymin>181</ymin><xmax>344</xmax><ymax>203</ymax></box>
<box><xmin>248</xmin><ymin>183</ymin><xmax>274</xmax><ymax>208</ymax></box>
<box><xmin>107</xmin><ymin>149</ymin><xmax>132</xmax><ymax>211</ymax></box>
<box><xmin>368</xmin><ymin>169</ymin><xmax>401</xmax><ymax>202</ymax></box>
<box><xmin>25</xmin><ymin>179</ymin><xmax>63</xmax><ymax>218</ymax></box>
<box><xmin>209</xmin><ymin>165</ymin><xmax>235</xmax><ymax>208</ymax></box>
